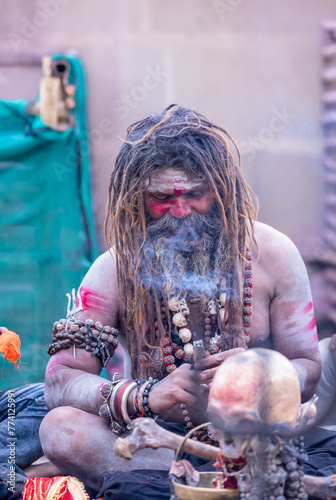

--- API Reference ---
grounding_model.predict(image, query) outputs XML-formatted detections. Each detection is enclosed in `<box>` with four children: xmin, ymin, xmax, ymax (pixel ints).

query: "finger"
<box><xmin>194</xmin><ymin>348</ymin><xmax>245</xmax><ymax>371</ymax></box>
<box><xmin>196</xmin><ymin>367</ymin><xmax>217</xmax><ymax>383</ymax></box>
<box><xmin>194</xmin><ymin>355</ymin><xmax>222</xmax><ymax>371</ymax></box>
<box><xmin>175</xmin><ymin>375</ymin><xmax>201</xmax><ymax>398</ymax></box>
<box><xmin>329</xmin><ymin>334</ymin><xmax>336</xmax><ymax>351</ymax></box>
<box><xmin>176</xmin><ymin>390</ymin><xmax>200</xmax><ymax>411</ymax></box>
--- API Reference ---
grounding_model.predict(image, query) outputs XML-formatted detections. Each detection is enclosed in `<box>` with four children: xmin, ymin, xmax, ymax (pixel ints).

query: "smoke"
<box><xmin>139</xmin><ymin>209</ymin><xmax>232</xmax><ymax>301</ymax></box>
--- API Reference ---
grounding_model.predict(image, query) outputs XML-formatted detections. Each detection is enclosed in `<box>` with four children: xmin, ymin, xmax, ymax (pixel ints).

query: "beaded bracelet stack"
<box><xmin>48</xmin><ymin>318</ymin><xmax>119</xmax><ymax>367</ymax></box>
<box><xmin>99</xmin><ymin>374</ymin><xmax>159</xmax><ymax>434</ymax></box>
<box><xmin>134</xmin><ymin>377</ymin><xmax>159</xmax><ymax>419</ymax></box>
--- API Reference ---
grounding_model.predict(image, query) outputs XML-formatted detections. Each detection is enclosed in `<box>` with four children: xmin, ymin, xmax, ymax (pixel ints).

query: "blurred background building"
<box><xmin>0</xmin><ymin>0</ymin><xmax>335</xmax><ymax>386</ymax></box>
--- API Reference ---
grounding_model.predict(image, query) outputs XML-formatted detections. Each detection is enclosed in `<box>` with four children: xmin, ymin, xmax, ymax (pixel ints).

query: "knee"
<box><xmin>39</xmin><ymin>406</ymin><xmax>82</xmax><ymax>463</ymax></box>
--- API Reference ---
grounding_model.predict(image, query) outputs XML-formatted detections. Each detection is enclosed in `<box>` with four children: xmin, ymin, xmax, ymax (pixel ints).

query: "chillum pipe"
<box><xmin>113</xmin><ymin>418</ymin><xmax>219</xmax><ymax>462</ymax></box>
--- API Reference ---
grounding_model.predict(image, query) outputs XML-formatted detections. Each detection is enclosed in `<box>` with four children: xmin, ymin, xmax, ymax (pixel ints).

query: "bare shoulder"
<box><xmin>253</xmin><ymin>222</ymin><xmax>299</xmax><ymax>255</ymax></box>
<box><xmin>253</xmin><ymin>222</ymin><xmax>304</xmax><ymax>266</ymax></box>
<box><xmin>76</xmin><ymin>249</ymin><xmax>120</xmax><ymax>325</ymax></box>
<box><xmin>252</xmin><ymin>221</ymin><xmax>309</xmax><ymax>297</ymax></box>
<box><xmin>82</xmin><ymin>250</ymin><xmax>117</xmax><ymax>288</ymax></box>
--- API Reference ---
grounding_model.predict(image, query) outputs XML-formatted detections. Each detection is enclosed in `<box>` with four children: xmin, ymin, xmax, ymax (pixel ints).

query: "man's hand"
<box><xmin>147</xmin><ymin>364</ymin><xmax>201</xmax><ymax>420</ymax></box>
<box><xmin>194</xmin><ymin>347</ymin><xmax>245</xmax><ymax>384</ymax></box>
<box><xmin>329</xmin><ymin>333</ymin><xmax>336</xmax><ymax>352</ymax></box>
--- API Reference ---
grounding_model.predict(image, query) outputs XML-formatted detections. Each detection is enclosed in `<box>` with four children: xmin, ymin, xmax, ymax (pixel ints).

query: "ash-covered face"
<box><xmin>144</xmin><ymin>167</ymin><xmax>218</xmax><ymax>250</ymax></box>
<box><xmin>141</xmin><ymin>168</ymin><xmax>227</xmax><ymax>297</ymax></box>
<box><xmin>144</xmin><ymin>167</ymin><xmax>216</xmax><ymax>221</ymax></box>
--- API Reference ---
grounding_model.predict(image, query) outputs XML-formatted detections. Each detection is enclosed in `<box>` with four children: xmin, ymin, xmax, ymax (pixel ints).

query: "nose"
<box><xmin>169</xmin><ymin>200</ymin><xmax>191</xmax><ymax>218</ymax></box>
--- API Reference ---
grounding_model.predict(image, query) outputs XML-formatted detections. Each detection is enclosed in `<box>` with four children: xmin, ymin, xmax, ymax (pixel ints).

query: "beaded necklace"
<box><xmin>160</xmin><ymin>250</ymin><xmax>252</xmax><ymax>374</ymax></box>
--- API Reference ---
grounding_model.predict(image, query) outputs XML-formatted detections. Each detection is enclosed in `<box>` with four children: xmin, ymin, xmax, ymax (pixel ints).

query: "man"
<box><xmin>40</xmin><ymin>105</ymin><xmax>321</xmax><ymax>491</ymax></box>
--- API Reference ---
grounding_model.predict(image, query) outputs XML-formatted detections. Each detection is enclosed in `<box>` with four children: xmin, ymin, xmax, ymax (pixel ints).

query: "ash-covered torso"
<box><xmin>77</xmin><ymin>220</ymin><xmax>318</xmax><ymax>382</ymax></box>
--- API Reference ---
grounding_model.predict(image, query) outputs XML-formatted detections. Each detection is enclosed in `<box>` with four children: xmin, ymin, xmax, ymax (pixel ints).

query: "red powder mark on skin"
<box><xmin>174</xmin><ymin>188</ymin><xmax>183</xmax><ymax>196</ymax></box>
<box><xmin>146</xmin><ymin>200</ymin><xmax>172</xmax><ymax>217</ymax></box>
<box><xmin>310</xmin><ymin>331</ymin><xmax>318</xmax><ymax>344</ymax></box>
<box><xmin>45</xmin><ymin>356</ymin><xmax>66</xmax><ymax>377</ymax></box>
<box><xmin>79</xmin><ymin>287</ymin><xmax>110</xmax><ymax>313</ymax></box>
<box><xmin>301</xmin><ymin>316</ymin><xmax>316</xmax><ymax>333</ymax></box>
<box><xmin>302</xmin><ymin>301</ymin><xmax>313</xmax><ymax>315</ymax></box>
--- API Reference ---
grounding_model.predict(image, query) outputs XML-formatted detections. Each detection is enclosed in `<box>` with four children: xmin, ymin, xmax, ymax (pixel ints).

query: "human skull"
<box><xmin>207</xmin><ymin>348</ymin><xmax>301</xmax><ymax>436</ymax></box>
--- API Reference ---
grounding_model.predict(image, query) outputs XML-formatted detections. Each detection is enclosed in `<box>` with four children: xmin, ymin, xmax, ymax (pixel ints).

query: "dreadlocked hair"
<box><xmin>104</xmin><ymin>104</ymin><xmax>258</xmax><ymax>379</ymax></box>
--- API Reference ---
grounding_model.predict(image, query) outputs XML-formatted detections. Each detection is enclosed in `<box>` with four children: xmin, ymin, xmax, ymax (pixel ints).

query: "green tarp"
<box><xmin>0</xmin><ymin>54</ymin><xmax>98</xmax><ymax>389</ymax></box>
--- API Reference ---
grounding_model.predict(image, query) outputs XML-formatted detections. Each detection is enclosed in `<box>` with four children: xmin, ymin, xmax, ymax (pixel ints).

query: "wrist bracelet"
<box><xmin>98</xmin><ymin>374</ymin><xmax>129</xmax><ymax>435</ymax></box>
<box><xmin>141</xmin><ymin>377</ymin><xmax>159</xmax><ymax>418</ymax></box>
<box><xmin>135</xmin><ymin>379</ymin><xmax>145</xmax><ymax>417</ymax></box>
<box><xmin>99</xmin><ymin>375</ymin><xmax>159</xmax><ymax>435</ymax></box>
<box><xmin>98</xmin><ymin>373</ymin><xmax>123</xmax><ymax>420</ymax></box>
<box><xmin>132</xmin><ymin>384</ymin><xmax>138</xmax><ymax>416</ymax></box>
<box><xmin>121</xmin><ymin>381</ymin><xmax>137</xmax><ymax>428</ymax></box>
<box><xmin>110</xmin><ymin>380</ymin><xmax>128</xmax><ymax>425</ymax></box>
<box><xmin>113</xmin><ymin>380</ymin><xmax>134</xmax><ymax>422</ymax></box>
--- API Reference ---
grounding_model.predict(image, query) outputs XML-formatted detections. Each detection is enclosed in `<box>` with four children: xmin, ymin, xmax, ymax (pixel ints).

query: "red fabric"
<box><xmin>213</xmin><ymin>453</ymin><xmax>247</xmax><ymax>489</ymax></box>
<box><xmin>22</xmin><ymin>476</ymin><xmax>90</xmax><ymax>500</ymax></box>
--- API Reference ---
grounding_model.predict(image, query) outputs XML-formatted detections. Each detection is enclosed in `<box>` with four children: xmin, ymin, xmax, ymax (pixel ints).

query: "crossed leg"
<box><xmin>39</xmin><ymin>406</ymin><xmax>174</xmax><ymax>490</ymax></box>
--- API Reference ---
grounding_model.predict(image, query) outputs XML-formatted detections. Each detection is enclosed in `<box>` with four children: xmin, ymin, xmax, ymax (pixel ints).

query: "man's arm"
<box><xmin>44</xmin><ymin>250</ymin><xmax>202</xmax><ymax>422</ymax></box>
<box><xmin>265</xmin><ymin>228</ymin><xmax>321</xmax><ymax>402</ymax></box>
<box><xmin>44</xmin><ymin>250</ymin><xmax>121</xmax><ymax>412</ymax></box>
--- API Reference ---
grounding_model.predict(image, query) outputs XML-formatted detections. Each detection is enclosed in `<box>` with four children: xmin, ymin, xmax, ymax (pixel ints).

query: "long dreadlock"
<box><xmin>104</xmin><ymin>105</ymin><xmax>258</xmax><ymax>378</ymax></box>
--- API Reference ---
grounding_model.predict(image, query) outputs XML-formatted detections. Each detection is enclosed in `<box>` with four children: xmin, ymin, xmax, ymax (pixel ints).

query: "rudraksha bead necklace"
<box><xmin>162</xmin><ymin>250</ymin><xmax>253</xmax><ymax>374</ymax></box>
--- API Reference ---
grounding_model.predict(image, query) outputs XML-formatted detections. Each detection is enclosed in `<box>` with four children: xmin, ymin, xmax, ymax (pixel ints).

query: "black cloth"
<box><xmin>303</xmin><ymin>426</ymin><xmax>336</xmax><ymax>477</ymax></box>
<box><xmin>96</xmin><ymin>420</ymin><xmax>215</xmax><ymax>500</ymax></box>
<box><xmin>97</xmin><ymin>425</ymin><xmax>336</xmax><ymax>500</ymax></box>
<box><xmin>97</xmin><ymin>462</ymin><xmax>216</xmax><ymax>500</ymax></box>
<box><xmin>97</xmin><ymin>469</ymin><xmax>171</xmax><ymax>500</ymax></box>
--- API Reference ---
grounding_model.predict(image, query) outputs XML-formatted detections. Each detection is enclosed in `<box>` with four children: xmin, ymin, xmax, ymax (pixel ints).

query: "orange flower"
<box><xmin>0</xmin><ymin>330</ymin><xmax>21</xmax><ymax>366</ymax></box>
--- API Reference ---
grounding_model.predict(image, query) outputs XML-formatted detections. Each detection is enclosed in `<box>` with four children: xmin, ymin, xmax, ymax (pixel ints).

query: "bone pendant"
<box><xmin>172</xmin><ymin>312</ymin><xmax>187</xmax><ymax>327</ymax></box>
<box><xmin>219</xmin><ymin>292</ymin><xmax>227</xmax><ymax>307</ymax></box>
<box><xmin>184</xmin><ymin>343</ymin><xmax>194</xmax><ymax>355</ymax></box>
<box><xmin>168</xmin><ymin>298</ymin><xmax>189</xmax><ymax>315</ymax></box>
<box><xmin>219</xmin><ymin>308</ymin><xmax>226</xmax><ymax>323</ymax></box>
<box><xmin>208</xmin><ymin>299</ymin><xmax>216</xmax><ymax>315</ymax></box>
<box><xmin>179</xmin><ymin>299</ymin><xmax>190</xmax><ymax>315</ymax></box>
<box><xmin>168</xmin><ymin>298</ymin><xmax>181</xmax><ymax>312</ymax></box>
<box><xmin>178</xmin><ymin>328</ymin><xmax>192</xmax><ymax>343</ymax></box>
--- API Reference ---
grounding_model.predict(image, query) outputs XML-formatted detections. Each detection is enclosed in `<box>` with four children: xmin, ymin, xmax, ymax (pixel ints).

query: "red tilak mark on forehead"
<box><xmin>78</xmin><ymin>287</ymin><xmax>110</xmax><ymax>313</ymax></box>
<box><xmin>301</xmin><ymin>316</ymin><xmax>316</xmax><ymax>333</ymax></box>
<box><xmin>174</xmin><ymin>188</ymin><xmax>183</xmax><ymax>196</ymax></box>
<box><xmin>302</xmin><ymin>302</ymin><xmax>313</xmax><ymax>315</ymax></box>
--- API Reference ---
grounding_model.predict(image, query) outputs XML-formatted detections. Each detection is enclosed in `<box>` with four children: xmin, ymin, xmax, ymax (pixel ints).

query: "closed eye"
<box><xmin>151</xmin><ymin>193</ymin><xmax>171</xmax><ymax>201</ymax></box>
<box><xmin>187</xmin><ymin>190</ymin><xmax>203</xmax><ymax>198</ymax></box>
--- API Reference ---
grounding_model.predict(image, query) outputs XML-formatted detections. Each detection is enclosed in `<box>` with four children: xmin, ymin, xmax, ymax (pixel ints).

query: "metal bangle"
<box><xmin>132</xmin><ymin>384</ymin><xmax>138</xmax><ymax>415</ymax></box>
<box><xmin>121</xmin><ymin>381</ymin><xmax>137</xmax><ymax>428</ymax></box>
<box><xmin>110</xmin><ymin>379</ymin><xmax>126</xmax><ymax>423</ymax></box>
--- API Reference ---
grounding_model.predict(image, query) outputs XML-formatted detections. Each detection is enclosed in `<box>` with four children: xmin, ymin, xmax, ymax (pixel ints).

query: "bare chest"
<box><xmin>185</xmin><ymin>260</ymin><xmax>274</xmax><ymax>349</ymax></box>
